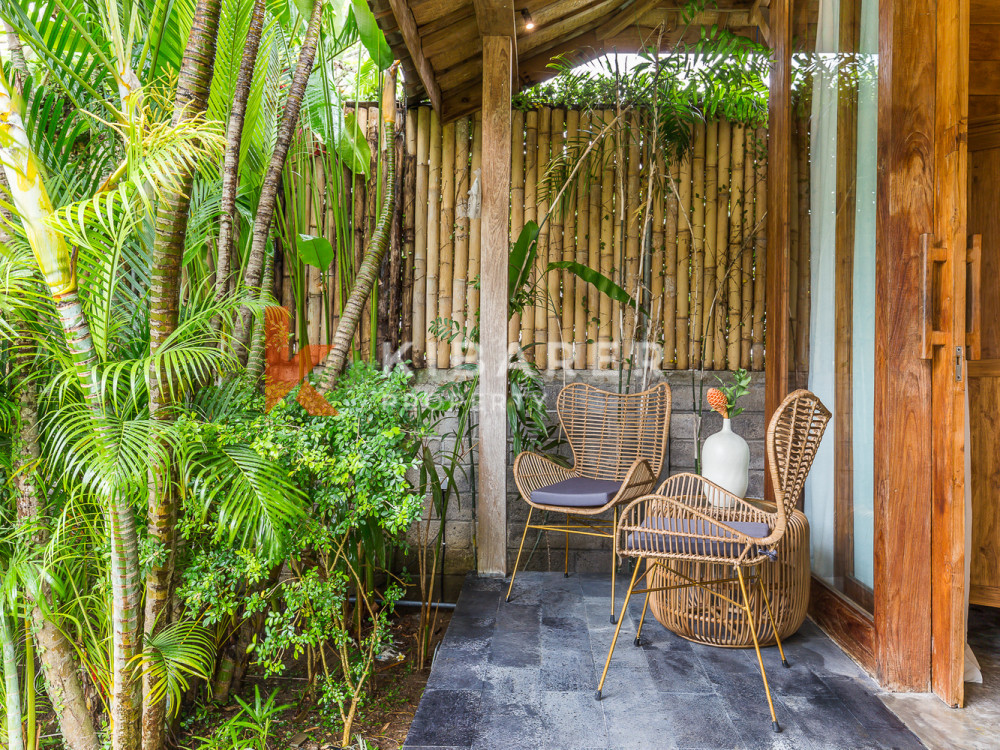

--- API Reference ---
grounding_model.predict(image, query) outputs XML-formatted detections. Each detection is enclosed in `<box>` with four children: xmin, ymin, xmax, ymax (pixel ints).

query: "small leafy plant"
<box><xmin>708</xmin><ymin>368</ymin><xmax>752</xmax><ymax>419</ymax></box>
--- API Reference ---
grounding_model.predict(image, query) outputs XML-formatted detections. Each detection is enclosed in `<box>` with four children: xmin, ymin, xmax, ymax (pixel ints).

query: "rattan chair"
<box><xmin>595</xmin><ymin>389</ymin><xmax>831</xmax><ymax>734</ymax></box>
<box><xmin>506</xmin><ymin>382</ymin><xmax>671</xmax><ymax>622</ymax></box>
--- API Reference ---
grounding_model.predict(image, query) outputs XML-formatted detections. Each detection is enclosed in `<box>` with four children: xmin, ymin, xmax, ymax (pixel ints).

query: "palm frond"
<box><xmin>132</xmin><ymin>620</ymin><xmax>216</xmax><ymax>714</ymax></box>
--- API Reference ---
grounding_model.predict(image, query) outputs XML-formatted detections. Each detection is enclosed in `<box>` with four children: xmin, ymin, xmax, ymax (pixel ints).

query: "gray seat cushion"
<box><xmin>531</xmin><ymin>477</ymin><xmax>622</xmax><ymax>508</ymax></box>
<box><xmin>625</xmin><ymin>516</ymin><xmax>771</xmax><ymax>558</ymax></box>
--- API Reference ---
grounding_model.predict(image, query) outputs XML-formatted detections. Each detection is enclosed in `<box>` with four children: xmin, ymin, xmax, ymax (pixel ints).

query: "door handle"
<box><xmin>920</xmin><ymin>233</ymin><xmax>948</xmax><ymax>359</ymax></box>
<box><xmin>967</xmin><ymin>233</ymin><xmax>982</xmax><ymax>361</ymax></box>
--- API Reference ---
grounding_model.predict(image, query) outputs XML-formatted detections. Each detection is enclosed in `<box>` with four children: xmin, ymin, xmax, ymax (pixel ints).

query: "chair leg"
<box><xmin>564</xmin><ymin>512</ymin><xmax>570</xmax><ymax>578</ymax></box>
<box><xmin>757</xmin><ymin>574</ymin><xmax>789</xmax><ymax>668</ymax></box>
<box><xmin>609</xmin><ymin>507</ymin><xmax>618</xmax><ymax>624</ymax></box>
<box><xmin>596</xmin><ymin>560</ymin><xmax>642</xmax><ymax>701</ymax></box>
<box><xmin>736</xmin><ymin>566</ymin><xmax>780</xmax><ymax>734</ymax></box>
<box><xmin>505</xmin><ymin>507</ymin><xmax>533</xmax><ymax>603</ymax></box>
<box><xmin>634</xmin><ymin>591</ymin><xmax>651</xmax><ymax>647</ymax></box>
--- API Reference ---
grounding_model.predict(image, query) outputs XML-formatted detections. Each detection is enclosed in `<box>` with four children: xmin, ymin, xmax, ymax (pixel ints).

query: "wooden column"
<box><xmin>874</xmin><ymin>0</ymin><xmax>935</xmax><ymax>694</ymax></box>
<box><xmin>929</xmin><ymin>0</ymin><xmax>968</xmax><ymax>708</ymax></box>
<box><xmin>477</xmin><ymin>34</ymin><xmax>512</xmax><ymax>576</ymax></box>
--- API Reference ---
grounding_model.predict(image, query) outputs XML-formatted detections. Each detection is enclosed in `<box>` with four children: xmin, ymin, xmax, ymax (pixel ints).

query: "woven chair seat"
<box><xmin>624</xmin><ymin>516</ymin><xmax>770</xmax><ymax>559</ymax></box>
<box><xmin>531</xmin><ymin>477</ymin><xmax>622</xmax><ymax>508</ymax></box>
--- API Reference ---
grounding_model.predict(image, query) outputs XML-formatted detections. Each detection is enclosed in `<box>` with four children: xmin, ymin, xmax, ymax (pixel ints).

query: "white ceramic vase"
<box><xmin>701</xmin><ymin>418</ymin><xmax>750</xmax><ymax>506</ymax></box>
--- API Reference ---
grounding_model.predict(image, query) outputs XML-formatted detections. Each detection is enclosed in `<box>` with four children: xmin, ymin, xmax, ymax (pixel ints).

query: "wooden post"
<box><xmin>438</xmin><ymin>121</ymin><xmax>456</xmax><ymax>368</ymax></box>
<box><xmin>574</xmin><ymin>110</ymin><xmax>590</xmax><ymax>369</ymax></box>
<box><xmin>478</xmin><ymin>34</ymin><xmax>512</xmax><ymax>576</ymax></box>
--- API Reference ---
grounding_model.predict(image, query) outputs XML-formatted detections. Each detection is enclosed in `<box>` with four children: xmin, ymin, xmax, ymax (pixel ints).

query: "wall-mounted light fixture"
<box><xmin>521</xmin><ymin>9</ymin><xmax>535</xmax><ymax>30</ymax></box>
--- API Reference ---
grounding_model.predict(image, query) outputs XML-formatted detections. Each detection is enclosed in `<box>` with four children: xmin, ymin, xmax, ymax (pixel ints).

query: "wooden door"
<box><xmin>968</xmin><ymin>130</ymin><xmax>1000</xmax><ymax>608</ymax></box>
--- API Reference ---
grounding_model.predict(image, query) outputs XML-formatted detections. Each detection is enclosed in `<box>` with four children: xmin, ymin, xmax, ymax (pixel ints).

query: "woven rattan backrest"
<box><xmin>557</xmin><ymin>382</ymin><xmax>671</xmax><ymax>481</ymax></box>
<box><xmin>767</xmin><ymin>389</ymin><xmax>832</xmax><ymax>523</ymax></box>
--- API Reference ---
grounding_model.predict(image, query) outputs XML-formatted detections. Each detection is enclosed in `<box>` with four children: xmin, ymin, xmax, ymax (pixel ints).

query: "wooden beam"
<box><xmin>472</xmin><ymin>1</ymin><xmax>518</xmax><ymax>98</ymax></box>
<box><xmin>595</xmin><ymin>0</ymin><xmax>661</xmax><ymax>40</ymax></box>
<box><xmin>386</xmin><ymin>0</ymin><xmax>443</xmax><ymax>113</ymax></box>
<box><xmin>473</xmin><ymin>0</ymin><xmax>515</xmax><ymax>36</ymax></box>
<box><xmin>477</xmin><ymin>34</ymin><xmax>512</xmax><ymax>576</ymax></box>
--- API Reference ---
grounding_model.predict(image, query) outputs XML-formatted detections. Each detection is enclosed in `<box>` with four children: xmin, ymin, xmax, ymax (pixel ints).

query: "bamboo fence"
<box><xmin>277</xmin><ymin>104</ymin><xmax>811</xmax><ymax>374</ymax></box>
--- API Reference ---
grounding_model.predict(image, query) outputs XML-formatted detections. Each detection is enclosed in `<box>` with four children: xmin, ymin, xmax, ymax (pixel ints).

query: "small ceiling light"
<box><xmin>521</xmin><ymin>9</ymin><xmax>535</xmax><ymax>30</ymax></box>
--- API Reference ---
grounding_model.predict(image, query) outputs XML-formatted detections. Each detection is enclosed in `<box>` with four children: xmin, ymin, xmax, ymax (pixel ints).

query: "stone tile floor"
<box><xmin>404</xmin><ymin>572</ymin><xmax>924</xmax><ymax>750</ymax></box>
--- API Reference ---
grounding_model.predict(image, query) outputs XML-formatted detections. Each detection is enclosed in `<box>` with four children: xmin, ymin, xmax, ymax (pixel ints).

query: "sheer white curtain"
<box><xmin>802</xmin><ymin>0</ymin><xmax>839</xmax><ymax>582</ymax></box>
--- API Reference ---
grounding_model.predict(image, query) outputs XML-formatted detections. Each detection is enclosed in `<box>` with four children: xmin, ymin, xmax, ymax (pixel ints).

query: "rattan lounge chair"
<box><xmin>595</xmin><ymin>389</ymin><xmax>831</xmax><ymax>733</ymax></box>
<box><xmin>506</xmin><ymin>382</ymin><xmax>672</xmax><ymax>622</ymax></box>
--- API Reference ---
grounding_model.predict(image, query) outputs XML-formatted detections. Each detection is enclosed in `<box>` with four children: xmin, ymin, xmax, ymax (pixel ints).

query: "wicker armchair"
<box><xmin>506</xmin><ymin>382</ymin><xmax>672</xmax><ymax>622</ymax></box>
<box><xmin>595</xmin><ymin>389</ymin><xmax>831</xmax><ymax>734</ymax></box>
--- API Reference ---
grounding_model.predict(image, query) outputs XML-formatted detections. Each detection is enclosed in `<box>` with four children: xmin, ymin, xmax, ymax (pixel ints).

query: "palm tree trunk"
<box><xmin>144</xmin><ymin>2</ymin><xmax>221</xmax><ymax>748</ymax></box>
<box><xmin>0</xmin><ymin>61</ymin><xmax>139</xmax><ymax>750</ymax></box>
<box><xmin>317</xmin><ymin>64</ymin><xmax>398</xmax><ymax>389</ymax></box>
<box><xmin>233</xmin><ymin>0</ymin><xmax>324</xmax><ymax>363</ymax></box>
<box><xmin>0</xmin><ymin>611</ymin><xmax>23</xmax><ymax>750</ymax></box>
<box><xmin>214</xmin><ymin>0</ymin><xmax>265</xmax><ymax>321</ymax></box>
<box><xmin>11</xmin><ymin>335</ymin><xmax>100</xmax><ymax>750</ymax></box>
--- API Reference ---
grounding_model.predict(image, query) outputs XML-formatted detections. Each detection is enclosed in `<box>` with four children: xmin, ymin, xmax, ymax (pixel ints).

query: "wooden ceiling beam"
<box><xmin>386</xmin><ymin>0</ymin><xmax>443</xmax><ymax>113</ymax></box>
<box><xmin>595</xmin><ymin>0</ymin><xmax>662</xmax><ymax>41</ymax></box>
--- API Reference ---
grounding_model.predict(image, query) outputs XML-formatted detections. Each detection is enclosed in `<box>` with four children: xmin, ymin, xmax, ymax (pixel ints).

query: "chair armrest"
<box><xmin>513</xmin><ymin>451</ymin><xmax>577</xmax><ymax>500</ymax></box>
<box><xmin>611</xmin><ymin>458</ymin><xmax>658</xmax><ymax>504</ymax></box>
<box><xmin>616</xmin><ymin>474</ymin><xmax>781</xmax><ymax>558</ymax></box>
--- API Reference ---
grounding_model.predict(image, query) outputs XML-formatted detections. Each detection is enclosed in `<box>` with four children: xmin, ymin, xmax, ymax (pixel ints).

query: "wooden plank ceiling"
<box><xmin>368</xmin><ymin>0</ymin><xmax>771</xmax><ymax>121</ymax></box>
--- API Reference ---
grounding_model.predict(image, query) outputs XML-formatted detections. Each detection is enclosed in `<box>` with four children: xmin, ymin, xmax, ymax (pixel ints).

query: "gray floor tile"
<box><xmin>404</xmin><ymin>573</ymin><xmax>927</xmax><ymax>750</ymax></box>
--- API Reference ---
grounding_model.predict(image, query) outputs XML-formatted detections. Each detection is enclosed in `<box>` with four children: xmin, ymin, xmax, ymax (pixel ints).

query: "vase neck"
<box><xmin>722</xmin><ymin>418</ymin><xmax>732</xmax><ymax>430</ymax></box>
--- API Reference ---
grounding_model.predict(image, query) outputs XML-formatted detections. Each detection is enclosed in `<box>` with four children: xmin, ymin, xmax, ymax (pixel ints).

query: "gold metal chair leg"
<box><xmin>564</xmin><ymin>512</ymin><xmax>570</xmax><ymax>578</ymax></box>
<box><xmin>609</xmin><ymin>506</ymin><xmax>618</xmax><ymax>624</ymax></box>
<box><xmin>596</xmin><ymin>559</ymin><xmax>642</xmax><ymax>701</ymax></box>
<box><xmin>505</xmin><ymin>507</ymin><xmax>533</xmax><ymax>603</ymax></box>
<box><xmin>634</xmin><ymin>591</ymin><xmax>651</xmax><ymax>647</ymax></box>
<box><xmin>736</xmin><ymin>566</ymin><xmax>780</xmax><ymax>733</ymax></box>
<box><xmin>757</xmin><ymin>573</ymin><xmax>790</xmax><ymax>668</ymax></box>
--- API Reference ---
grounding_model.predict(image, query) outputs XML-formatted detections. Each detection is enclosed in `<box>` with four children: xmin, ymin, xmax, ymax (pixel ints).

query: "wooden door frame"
<box><xmin>766</xmin><ymin>0</ymin><xmax>969</xmax><ymax>705</ymax></box>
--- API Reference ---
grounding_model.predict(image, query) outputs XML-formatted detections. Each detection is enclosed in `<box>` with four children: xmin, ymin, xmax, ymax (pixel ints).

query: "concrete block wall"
<box><xmin>401</xmin><ymin>369</ymin><xmax>765</xmax><ymax>601</ymax></box>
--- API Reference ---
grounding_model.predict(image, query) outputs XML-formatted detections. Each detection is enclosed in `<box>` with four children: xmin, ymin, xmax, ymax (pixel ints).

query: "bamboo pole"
<box><xmin>509</xmin><ymin>109</ymin><xmax>525</xmax><ymax>350</ymax></box>
<box><xmin>587</xmin><ymin>115</ymin><xmax>602</xmax><ymax>369</ymax></box>
<box><xmin>425</xmin><ymin>108</ymin><xmax>442</xmax><ymax>369</ymax></box>
<box><xmin>675</xmin><ymin>145</ymin><xmax>692</xmax><ymax>371</ymax></box>
<box><xmin>599</xmin><ymin>109</ymin><xmax>615</xmax><ymax>369</ymax></box>
<box><xmin>466</xmin><ymin>112</ymin><xmax>483</xmax><ymax>365</ymax></box>
<box><xmin>690</xmin><ymin>121</ymin><xmax>706</xmax><ymax>368</ymax></box>
<box><xmin>728</xmin><ymin>122</ymin><xmax>746</xmax><ymax>369</ymax></box>
<box><xmin>740</xmin><ymin>123</ymin><xmax>754</xmax><ymax>369</ymax></box>
<box><xmin>702</xmin><ymin>120</ymin><xmax>718</xmax><ymax>368</ymax></box>
<box><xmin>522</xmin><ymin>109</ymin><xmax>537</xmax><ymax>362</ymax></box>
<box><xmin>437</xmin><ymin>120</ymin><xmax>456</xmax><ymax>368</ymax></box>
<box><xmin>547</xmin><ymin>108</ymin><xmax>564</xmax><ymax>370</ymax></box>
<box><xmin>535</xmin><ymin>106</ymin><xmax>551</xmax><ymax>370</ymax></box>
<box><xmin>623</xmin><ymin>111</ymin><xmax>641</xmax><ymax>367</ymax></box>
<box><xmin>562</xmin><ymin>108</ymin><xmax>578</xmax><ymax>367</ymax></box>
<box><xmin>575</xmin><ymin>111</ymin><xmax>591</xmax><ymax>370</ymax></box>
<box><xmin>651</xmin><ymin>145</ymin><xmax>665</xmax><ymax>367</ymax></box>
<box><xmin>413</xmin><ymin>106</ymin><xmax>430</xmax><ymax>367</ymax></box>
<box><xmin>751</xmin><ymin>126</ymin><xmax>767</xmax><ymax>370</ymax></box>
<box><xmin>353</xmin><ymin>106</ymin><xmax>370</xmax><ymax>356</ymax></box>
<box><xmin>452</xmin><ymin>117</ymin><xmax>471</xmax><ymax>367</ymax></box>
<box><xmin>361</xmin><ymin>105</ymin><xmax>380</xmax><ymax>359</ymax></box>
<box><xmin>401</xmin><ymin>109</ymin><xmax>417</xmax><ymax>352</ymax></box>
<box><xmin>662</xmin><ymin>153</ymin><xmax>678</xmax><ymax>369</ymax></box>
<box><xmin>713</xmin><ymin>119</ymin><xmax>732</xmax><ymax>369</ymax></box>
